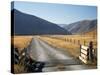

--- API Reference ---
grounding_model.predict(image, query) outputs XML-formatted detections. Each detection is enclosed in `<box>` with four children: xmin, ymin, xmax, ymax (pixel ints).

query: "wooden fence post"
<box><xmin>65</xmin><ymin>38</ymin><xmax>66</xmax><ymax>41</ymax></box>
<box><xmin>74</xmin><ymin>39</ymin><xmax>75</xmax><ymax>44</ymax></box>
<box><xmin>78</xmin><ymin>40</ymin><xmax>80</xmax><ymax>45</ymax></box>
<box><xmin>84</xmin><ymin>40</ymin><xmax>86</xmax><ymax>45</ymax></box>
<box><xmin>70</xmin><ymin>39</ymin><xmax>72</xmax><ymax>42</ymax></box>
<box><xmin>80</xmin><ymin>45</ymin><xmax>81</xmax><ymax>56</ymax></box>
<box><xmin>88</xmin><ymin>41</ymin><xmax>94</xmax><ymax>62</ymax></box>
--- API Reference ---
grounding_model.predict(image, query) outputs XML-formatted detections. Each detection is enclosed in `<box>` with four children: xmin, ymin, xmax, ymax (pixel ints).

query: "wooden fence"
<box><xmin>79</xmin><ymin>41</ymin><xmax>96</xmax><ymax>64</ymax></box>
<box><xmin>47</xmin><ymin>36</ymin><xmax>97</xmax><ymax>64</ymax></box>
<box><xmin>48</xmin><ymin>36</ymin><xmax>96</xmax><ymax>46</ymax></box>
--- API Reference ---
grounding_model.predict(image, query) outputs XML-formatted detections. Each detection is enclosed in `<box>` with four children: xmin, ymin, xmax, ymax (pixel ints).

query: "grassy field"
<box><xmin>11</xmin><ymin>33</ymin><xmax>97</xmax><ymax>73</ymax></box>
<box><xmin>11</xmin><ymin>36</ymin><xmax>33</xmax><ymax>53</ymax></box>
<box><xmin>11</xmin><ymin>36</ymin><xmax>33</xmax><ymax>73</ymax></box>
<box><xmin>11</xmin><ymin>31</ymin><xmax>97</xmax><ymax>58</ymax></box>
<box><xmin>39</xmin><ymin>34</ymin><xmax>97</xmax><ymax>58</ymax></box>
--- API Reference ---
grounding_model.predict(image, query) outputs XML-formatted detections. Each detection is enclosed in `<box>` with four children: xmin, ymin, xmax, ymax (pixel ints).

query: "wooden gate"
<box><xmin>79</xmin><ymin>45</ymin><xmax>89</xmax><ymax>64</ymax></box>
<box><xmin>79</xmin><ymin>41</ymin><xmax>95</xmax><ymax>64</ymax></box>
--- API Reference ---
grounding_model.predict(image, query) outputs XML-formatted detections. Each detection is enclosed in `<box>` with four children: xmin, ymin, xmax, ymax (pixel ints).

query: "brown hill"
<box><xmin>84</xmin><ymin>29</ymin><xmax>97</xmax><ymax>36</ymax></box>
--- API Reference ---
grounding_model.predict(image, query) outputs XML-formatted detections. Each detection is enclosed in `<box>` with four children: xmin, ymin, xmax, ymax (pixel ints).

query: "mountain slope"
<box><xmin>12</xmin><ymin>9</ymin><xmax>71</xmax><ymax>35</ymax></box>
<box><xmin>84</xmin><ymin>29</ymin><xmax>97</xmax><ymax>36</ymax></box>
<box><xmin>64</xmin><ymin>20</ymin><xmax>97</xmax><ymax>34</ymax></box>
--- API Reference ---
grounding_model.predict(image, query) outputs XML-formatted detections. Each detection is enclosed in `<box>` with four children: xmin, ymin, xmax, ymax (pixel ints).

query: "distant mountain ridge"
<box><xmin>63</xmin><ymin>19</ymin><xmax>97</xmax><ymax>34</ymax></box>
<box><xmin>58</xmin><ymin>24</ymin><xmax>68</xmax><ymax>27</ymax></box>
<box><xmin>12</xmin><ymin>9</ymin><xmax>71</xmax><ymax>35</ymax></box>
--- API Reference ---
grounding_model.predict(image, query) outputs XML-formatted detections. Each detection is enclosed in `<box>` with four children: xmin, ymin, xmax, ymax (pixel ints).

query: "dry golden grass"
<box><xmin>84</xmin><ymin>29</ymin><xmax>97</xmax><ymax>36</ymax></box>
<box><xmin>14</xmin><ymin>64</ymin><xmax>27</xmax><ymax>74</ymax></box>
<box><xmin>39</xmin><ymin>34</ymin><xmax>97</xmax><ymax>58</ymax></box>
<box><xmin>39</xmin><ymin>36</ymin><xmax>80</xmax><ymax>57</ymax></box>
<box><xmin>11</xmin><ymin>36</ymin><xmax>33</xmax><ymax>53</ymax></box>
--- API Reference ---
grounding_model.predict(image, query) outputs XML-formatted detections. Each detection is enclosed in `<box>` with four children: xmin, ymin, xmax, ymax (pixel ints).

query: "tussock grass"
<box><xmin>14</xmin><ymin>64</ymin><xmax>26</xmax><ymax>74</ymax></box>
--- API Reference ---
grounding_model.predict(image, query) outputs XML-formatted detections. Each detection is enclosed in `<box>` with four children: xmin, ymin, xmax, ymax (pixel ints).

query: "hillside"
<box><xmin>84</xmin><ymin>29</ymin><xmax>97</xmax><ymax>36</ymax></box>
<box><xmin>11</xmin><ymin>9</ymin><xmax>71</xmax><ymax>35</ymax></box>
<box><xmin>64</xmin><ymin>19</ymin><xmax>97</xmax><ymax>34</ymax></box>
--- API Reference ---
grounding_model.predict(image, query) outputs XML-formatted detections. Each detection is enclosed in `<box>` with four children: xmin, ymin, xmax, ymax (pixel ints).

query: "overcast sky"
<box><xmin>13</xmin><ymin>1</ymin><xmax>97</xmax><ymax>25</ymax></box>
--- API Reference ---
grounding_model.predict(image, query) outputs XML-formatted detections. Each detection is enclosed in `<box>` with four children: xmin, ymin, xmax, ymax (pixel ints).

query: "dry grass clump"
<box><xmin>14</xmin><ymin>64</ymin><xmax>27</xmax><ymax>74</ymax></box>
<box><xmin>11</xmin><ymin>36</ymin><xmax>32</xmax><ymax>53</ymax></box>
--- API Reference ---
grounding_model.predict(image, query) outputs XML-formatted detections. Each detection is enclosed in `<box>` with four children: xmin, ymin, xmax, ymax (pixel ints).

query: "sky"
<box><xmin>12</xmin><ymin>1</ymin><xmax>97</xmax><ymax>25</ymax></box>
